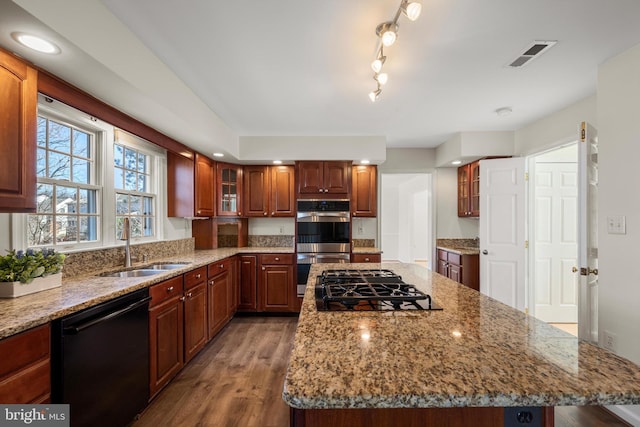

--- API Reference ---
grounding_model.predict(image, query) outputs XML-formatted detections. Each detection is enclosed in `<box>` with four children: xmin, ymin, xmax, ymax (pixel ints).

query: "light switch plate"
<box><xmin>607</xmin><ymin>215</ymin><xmax>626</xmax><ymax>234</ymax></box>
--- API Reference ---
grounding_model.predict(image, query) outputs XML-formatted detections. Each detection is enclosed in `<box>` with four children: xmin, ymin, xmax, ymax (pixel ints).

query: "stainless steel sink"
<box><xmin>146</xmin><ymin>262</ymin><xmax>190</xmax><ymax>270</ymax></box>
<box><xmin>100</xmin><ymin>269</ymin><xmax>164</xmax><ymax>278</ymax></box>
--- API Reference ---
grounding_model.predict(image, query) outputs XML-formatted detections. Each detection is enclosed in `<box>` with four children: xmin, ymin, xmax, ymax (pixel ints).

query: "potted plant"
<box><xmin>0</xmin><ymin>248</ymin><xmax>66</xmax><ymax>298</ymax></box>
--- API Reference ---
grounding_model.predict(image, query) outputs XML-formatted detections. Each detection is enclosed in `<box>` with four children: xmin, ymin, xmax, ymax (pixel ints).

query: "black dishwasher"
<box><xmin>52</xmin><ymin>288</ymin><xmax>151</xmax><ymax>427</ymax></box>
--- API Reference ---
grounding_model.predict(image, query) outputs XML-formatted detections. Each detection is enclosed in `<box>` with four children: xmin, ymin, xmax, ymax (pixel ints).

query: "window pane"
<box><xmin>143</xmin><ymin>217</ymin><xmax>153</xmax><ymax>237</ymax></box>
<box><xmin>125</xmin><ymin>147</ymin><xmax>137</xmax><ymax>170</ymax></box>
<box><xmin>137</xmin><ymin>152</ymin><xmax>146</xmax><ymax>173</ymax></box>
<box><xmin>222</xmin><ymin>169</ymin><xmax>230</xmax><ymax>181</ymax></box>
<box><xmin>56</xmin><ymin>186</ymin><xmax>77</xmax><ymax>214</ymax></box>
<box><xmin>79</xmin><ymin>216</ymin><xmax>98</xmax><ymax>242</ymax></box>
<box><xmin>114</xmin><ymin>167</ymin><xmax>124</xmax><ymax>189</ymax></box>
<box><xmin>56</xmin><ymin>215</ymin><xmax>77</xmax><ymax>242</ymax></box>
<box><xmin>37</xmin><ymin>117</ymin><xmax>47</xmax><ymax>147</ymax></box>
<box><xmin>37</xmin><ymin>148</ymin><xmax>46</xmax><ymax>177</ymax></box>
<box><xmin>27</xmin><ymin>215</ymin><xmax>53</xmax><ymax>246</ymax></box>
<box><xmin>73</xmin><ymin>130</ymin><xmax>89</xmax><ymax>157</ymax></box>
<box><xmin>137</xmin><ymin>174</ymin><xmax>147</xmax><ymax>192</ymax></box>
<box><xmin>130</xmin><ymin>195</ymin><xmax>141</xmax><ymax>215</ymax></box>
<box><xmin>48</xmin><ymin>152</ymin><xmax>71</xmax><ymax>180</ymax></box>
<box><xmin>230</xmin><ymin>169</ymin><xmax>237</xmax><ymax>181</ymax></box>
<box><xmin>116</xmin><ymin>193</ymin><xmax>129</xmax><ymax>214</ymax></box>
<box><xmin>114</xmin><ymin>144</ymin><xmax>124</xmax><ymax>167</ymax></box>
<box><xmin>125</xmin><ymin>170</ymin><xmax>137</xmax><ymax>191</ymax></box>
<box><xmin>130</xmin><ymin>216</ymin><xmax>143</xmax><ymax>238</ymax></box>
<box><xmin>48</xmin><ymin>121</ymin><xmax>71</xmax><ymax>153</ymax></box>
<box><xmin>143</xmin><ymin>197</ymin><xmax>153</xmax><ymax>215</ymax></box>
<box><xmin>36</xmin><ymin>184</ymin><xmax>54</xmax><ymax>213</ymax></box>
<box><xmin>72</xmin><ymin>158</ymin><xmax>90</xmax><ymax>184</ymax></box>
<box><xmin>115</xmin><ymin>216</ymin><xmax>126</xmax><ymax>238</ymax></box>
<box><xmin>79</xmin><ymin>189</ymin><xmax>97</xmax><ymax>214</ymax></box>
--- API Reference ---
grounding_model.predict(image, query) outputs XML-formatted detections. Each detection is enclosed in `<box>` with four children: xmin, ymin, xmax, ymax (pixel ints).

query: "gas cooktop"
<box><xmin>315</xmin><ymin>269</ymin><xmax>442</xmax><ymax>311</ymax></box>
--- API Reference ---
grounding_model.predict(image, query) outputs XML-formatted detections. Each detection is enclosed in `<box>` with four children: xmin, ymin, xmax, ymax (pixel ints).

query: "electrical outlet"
<box><xmin>603</xmin><ymin>330</ymin><xmax>616</xmax><ymax>351</ymax></box>
<box><xmin>279</xmin><ymin>226</ymin><xmax>284</xmax><ymax>235</ymax></box>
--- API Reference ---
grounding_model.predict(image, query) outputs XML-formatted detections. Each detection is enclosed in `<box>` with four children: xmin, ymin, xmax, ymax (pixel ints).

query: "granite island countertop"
<box><xmin>0</xmin><ymin>246</ymin><xmax>294</xmax><ymax>339</ymax></box>
<box><xmin>282</xmin><ymin>262</ymin><xmax>640</xmax><ymax>409</ymax></box>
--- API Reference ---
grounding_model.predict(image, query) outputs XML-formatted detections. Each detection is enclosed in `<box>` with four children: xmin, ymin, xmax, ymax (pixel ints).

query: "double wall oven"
<box><xmin>296</xmin><ymin>199</ymin><xmax>350</xmax><ymax>297</ymax></box>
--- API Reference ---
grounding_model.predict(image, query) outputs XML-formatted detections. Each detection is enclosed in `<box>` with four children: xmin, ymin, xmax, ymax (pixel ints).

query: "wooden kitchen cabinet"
<box><xmin>259</xmin><ymin>254</ymin><xmax>295</xmax><ymax>312</ymax></box>
<box><xmin>0</xmin><ymin>324</ymin><xmax>50</xmax><ymax>403</ymax></box>
<box><xmin>244</xmin><ymin>165</ymin><xmax>295</xmax><ymax>217</ymax></box>
<box><xmin>238</xmin><ymin>255</ymin><xmax>258</xmax><ymax>311</ymax></box>
<box><xmin>183</xmin><ymin>267</ymin><xmax>208</xmax><ymax>363</ymax></box>
<box><xmin>457</xmin><ymin>160</ymin><xmax>483</xmax><ymax>217</ymax></box>
<box><xmin>436</xmin><ymin>249</ymin><xmax>479</xmax><ymax>291</ymax></box>
<box><xmin>296</xmin><ymin>161</ymin><xmax>351</xmax><ymax>197</ymax></box>
<box><xmin>351</xmin><ymin>253</ymin><xmax>381</xmax><ymax>263</ymax></box>
<box><xmin>0</xmin><ymin>48</ymin><xmax>37</xmax><ymax>213</ymax></box>
<box><xmin>149</xmin><ymin>276</ymin><xmax>185</xmax><ymax>398</ymax></box>
<box><xmin>216</xmin><ymin>162</ymin><xmax>243</xmax><ymax>216</ymax></box>
<box><xmin>168</xmin><ymin>151</ymin><xmax>216</xmax><ymax>218</ymax></box>
<box><xmin>194</xmin><ymin>153</ymin><xmax>216</xmax><ymax>217</ymax></box>
<box><xmin>351</xmin><ymin>165</ymin><xmax>377</xmax><ymax>217</ymax></box>
<box><xmin>207</xmin><ymin>258</ymin><xmax>232</xmax><ymax>338</ymax></box>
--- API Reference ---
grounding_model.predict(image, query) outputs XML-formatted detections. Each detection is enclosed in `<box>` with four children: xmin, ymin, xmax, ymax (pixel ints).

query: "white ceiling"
<box><xmin>2</xmin><ymin>0</ymin><xmax>640</xmax><ymax>159</ymax></box>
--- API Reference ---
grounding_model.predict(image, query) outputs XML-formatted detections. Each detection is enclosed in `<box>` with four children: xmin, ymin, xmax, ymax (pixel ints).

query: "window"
<box><xmin>28</xmin><ymin>115</ymin><xmax>99</xmax><ymax>247</ymax></box>
<box><xmin>113</xmin><ymin>141</ymin><xmax>155</xmax><ymax>239</ymax></box>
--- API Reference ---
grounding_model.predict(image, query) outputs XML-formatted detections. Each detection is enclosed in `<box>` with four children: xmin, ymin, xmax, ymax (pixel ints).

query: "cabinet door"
<box><xmin>297</xmin><ymin>161</ymin><xmax>324</xmax><ymax>195</ymax></box>
<box><xmin>270</xmin><ymin>165</ymin><xmax>295</xmax><ymax>216</ymax></box>
<box><xmin>216</xmin><ymin>162</ymin><xmax>243</xmax><ymax>216</ymax></box>
<box><xmin>469</xmin><ymin>161</ymin><xmax>480</xmax><ymax>217</ymax></box>
<box><xmin>437</xmin><ymin>259</ymin><xmax>448</xmax><ymax>276</ymax></box>
<box><xmin>352</xmin><ymin>165</ymin><xmax>377</xmax><ymax>217</ymax></box>
<box><xmin>238</xmin><ymin>255</ymin><xmax>257</xmax><ymax>311</ymax></box>
<box><xmin>324</xmin><ymin>161</ymin><xmax>351</xmax><ymax>195</ymax></box>
<box><xmin>228</xmin><ymin>256</ymin><xmax>239</xmax><ymax>315</ymax></box>
<box><xmin>149</xmin><ymin>296</ymin><xmax>184</xmax><ymax>398</ymax></box>
<box><xmin>0</xmin><ymin>50</ymin><xmax>37</xmax><ymax>213</ymax></box>
<box><xmin>448</xmin><ymin>264</ymin><xmax>463</xmax><ymax>283</ymax></box>
<box><xmin>457</xmin><ymin>164</ymin><xmax>470</xmax><ymax>217</ymax></box>
<box><xmin>244</xmin><ymin>165</ymin><xmax>269</xmax><ymax>217</ymax></box>
<box><xmin>351</xmin><ymin>253</ymin><xmax>381</xmax><ymax>263</ymax></box>
<box><xmin>260</xmin><ymin>264</ymin><xmax>294</xmax><ymax>311</ymax></box>
<box><xmin>183</xmin><ymin>282</ymin><xmax>207</xmax><ymax>363</ymax></box>
<box><xmin>207</xmin><ymin>270</ymin><xmax>229</xmax><ymax>339</ymax></box>
<box><xmin>167</xmin><ymin>152</ymin><xmax>195</xmax><ymax>218</ymax></box>
<box><xmin>194</xmin><ymin>153</ymin><xmax>215</xmax><ymax>217</ymax></box>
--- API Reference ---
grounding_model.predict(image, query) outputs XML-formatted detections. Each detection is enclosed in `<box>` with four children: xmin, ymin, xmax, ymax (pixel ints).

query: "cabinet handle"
<box><xmin>196</xmin><ymin>273</ymin><xmax>201</xmax><ymax>279</ymax></box>
<box><xmin>271</xmin><ymin>212</ymin><xmax>275</xmax><ymax>215</ymax></box>
<box><xmin>187</xmin><ymin>292</ymin><xmax>192</xmax><ymax>298</ymax></box>
<box><xmin>238</xmin><ymin>211</ymin><xmax>242</xmax><ymax>215</ymax></box>
<box><xmin>364</xmin><ymin>258</ymin><xmax>370</xmax><ymax>262</ymax></box>
<box><xmin>197</xmin><ymin>210</ymin><xmax>201</xmax><ymax>215</ymax></box>
<box><xmin>219</xmin><ymin>264</ymin><xmax>224</xmax><ymax>268</ymax></box>
<box><xmin>262</xmin><ymin>266</ymin><xmax>266</xmax><ymax>270</ymax></box>
<box><xmin>353</xmin><ymin>212</ymin><xmax>357</xmax><ymax>216</ymax></box>
<box><xmin>263</xmin><ymin>212</ymin><xmax>267</xmax><ymax>216</ymax></box>
<box><xmin>167</xmin><ymin>286</ymin><xmax>174</xmax><ymax>292</ymax></box>
<box><xmin>275</xmin><ymin>257</ymin><xmax>280</xmax><ymax>261</ymax></box>
<box><xmin>209</xmin><ymin>280</ymin><xmax>214</xmax><ymax>285</ymax></box>
<box><xmin>179</xmin><ymin>296</ymin><xmax>186</xmax><ymax>302</ymax></box>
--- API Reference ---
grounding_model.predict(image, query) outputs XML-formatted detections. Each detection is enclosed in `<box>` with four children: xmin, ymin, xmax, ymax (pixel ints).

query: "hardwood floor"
<box><xmin>133</xmin><ymin>316</ymin><xmax>630</xmax><ymax>427</ymax></box>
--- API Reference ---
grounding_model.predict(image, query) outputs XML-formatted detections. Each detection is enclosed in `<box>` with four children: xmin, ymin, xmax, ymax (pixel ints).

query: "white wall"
<box><xmin>597</xmin><ymin>42</ymin><xmax>640</xmax><ymax>425</ymax></box>
<box><xmin>248</xmin><ymin>217</ymin><xmax>295</xmax><ymax>235</ymax></box>
<box><xmin>435</xmin><ymin>168</ymin><xmax>479</xmax><ymax>238</ymax></box>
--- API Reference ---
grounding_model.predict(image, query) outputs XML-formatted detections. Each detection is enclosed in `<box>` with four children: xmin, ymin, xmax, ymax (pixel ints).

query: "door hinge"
<box><xmin>524</xmin><ymin>172</ymin><xmax>529</xmax><ymax>181</ymax></box>
<box><xmin>524</xmin><ymin>307</ymin><xmax>529</xmax><ymax>315</ymax></box>
<box><xmin>524</xmin><ymin>240</ymin><xmax>529</xmax><ymax>249</ymax></box>
<box><xmin>580</xmin><ymin>121</ymin><xmax>586</xmax><ymax>142</ymax></box>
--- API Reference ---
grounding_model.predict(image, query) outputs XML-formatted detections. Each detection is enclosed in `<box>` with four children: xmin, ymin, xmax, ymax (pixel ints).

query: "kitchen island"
<box><xmin>282</xmin><ymin>263</ymin><xmax>640</xmax><ymax>427</ymax></box>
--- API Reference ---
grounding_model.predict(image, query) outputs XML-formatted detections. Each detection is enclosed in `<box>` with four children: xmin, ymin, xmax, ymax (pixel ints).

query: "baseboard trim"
<box><xmin>605</xmin><ymin>405</ymin><xmax>640</xmax><ymax>426</ymax></box>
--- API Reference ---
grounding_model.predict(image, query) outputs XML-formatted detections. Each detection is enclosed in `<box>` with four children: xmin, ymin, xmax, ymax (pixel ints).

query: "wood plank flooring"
<box><xmin>133</xmin><ymin>316</ymin><xmax>631</xmax><ymax>427</ymax></box>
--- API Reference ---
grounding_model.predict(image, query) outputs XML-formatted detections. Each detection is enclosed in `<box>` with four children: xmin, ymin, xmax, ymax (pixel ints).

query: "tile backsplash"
<box><xmin>248</xmin><ymin>235</ymin><xmax>294</xmax><ymax>247</ymax></box>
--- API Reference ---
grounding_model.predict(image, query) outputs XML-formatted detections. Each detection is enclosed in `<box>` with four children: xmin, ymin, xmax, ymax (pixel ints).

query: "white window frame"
<box><xmin>11</xmin><ymin>95</ymin><xmax>167</xmax><ymax>252</ymax></box>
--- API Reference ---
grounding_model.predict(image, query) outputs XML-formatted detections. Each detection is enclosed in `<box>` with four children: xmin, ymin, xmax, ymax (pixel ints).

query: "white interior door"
<box><xmin>578</xmin><ymin>122</ymin><xmax>599</xmax><ymax>342</ymax></box>
<box><xmin>479</xmin><ymin>157</ymin><xmax>526</xmax><ymax>310</ymax></box>
<box><xmin>533</xmin><ymin>160</ymin><xmax>579</xmax><ymax>322</ymax></box>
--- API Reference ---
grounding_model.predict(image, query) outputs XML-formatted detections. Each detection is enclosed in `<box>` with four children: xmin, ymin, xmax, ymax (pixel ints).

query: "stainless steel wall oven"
<box><xmin>296</xmin><ymin>199</ymin><xmax>350</xmax><ymax>296</ymax></box>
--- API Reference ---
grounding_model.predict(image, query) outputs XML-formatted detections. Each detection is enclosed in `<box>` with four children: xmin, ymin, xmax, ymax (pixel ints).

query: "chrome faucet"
<box><xmin>120</xmin><ymin>217</ymin><xmax>132</xmax><ymax>267</ymax></box>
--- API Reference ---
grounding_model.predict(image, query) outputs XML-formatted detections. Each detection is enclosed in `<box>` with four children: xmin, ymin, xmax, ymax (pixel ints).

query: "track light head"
<box><xmin>401</xmin><ymin>1</ymin><xmax>422</xmax><ymax>21</ymax></box>
<box><xmin>376</xmin><ymin>22</ymin><xmax>398</xmax><ymax>47</ymax></box>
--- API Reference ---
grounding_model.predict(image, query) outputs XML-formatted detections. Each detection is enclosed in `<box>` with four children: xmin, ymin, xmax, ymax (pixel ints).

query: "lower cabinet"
<box><xmin>207</xmin><ymin>258</ymin><xmax>232</xmax><ymax>339</ymax></box>
<box><xmin>351</xmin><ymin>253</ymin><xmax>381</xmax><ymax>263</ymax></box>
<box><xmin>436</xmin><ymin>249</ymin><xmax>479</xmax><ymax>291</ymax></box>
<box><xmin>239</xmin><ymin>255</ymin><xmax>258</xmax><ymax>311</ymax></box>
<box><xmin>259</xmin><ymin>254</ymin><xmax>295</xmax><ymax>312</ymax></box>
<box><xmin>0</xmin><ymin>324</ymin><xmax>50</xmax><ymax>403</ymax></box>
<box><xmin>149</xmin><ymin>275</ymin><xmax>184</xmax><ymax>398</ymax></box>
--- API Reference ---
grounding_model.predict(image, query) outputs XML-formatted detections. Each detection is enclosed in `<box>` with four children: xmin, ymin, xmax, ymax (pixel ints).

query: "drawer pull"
<box><xmin>167</xmin><ymin>286</ymin><xmax>174</xmax><ymax>292</ymax></box>
<box><xmin>209</xmin><ymin>280</ymin><xmax>214</xmax><ymax>285</ymax></box>
<box><xmin>275</xmin><ymin>257</ymin><xmax>280</xmax><ymax>261</ymax></box>
<box><xmin>195</xmin><ymin>273</ymin><xmax>201</xmax><ymax>279</ymax></box>
<box><xmin>364</xmin><ymin>258</ymin><xmax>370</xmax><ymax>262</ymax></box>
<box><xmin>187</xmin><ymin>292</ymin><xmax>192</xmax><ymax>298</ymax></box>
<box><xmin>219</xmin><ymin>264</ymin><xmax>224</xmax><ymax>268</ymax></box>
<box><xmin>179</xmin><ymin>296</ymin><xmax>186</xmax><ymax>302</ymax></box>
<box><xmin>263</xmin><ymin>212</ymin><xmax>267</xmax><ymax>216</ymax></box>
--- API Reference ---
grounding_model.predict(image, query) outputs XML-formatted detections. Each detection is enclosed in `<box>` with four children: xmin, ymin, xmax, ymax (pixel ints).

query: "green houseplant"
<box><xmin>0</xmin><ymin>248</ymin><xmax>66</xmax><ymax>284</ymax></box>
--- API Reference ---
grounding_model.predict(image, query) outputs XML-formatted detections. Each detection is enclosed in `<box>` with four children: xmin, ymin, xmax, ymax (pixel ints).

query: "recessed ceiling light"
<box><xmin>495</xmin><ymin>107</ymin><xmax>513</xmax><ymax>117</ymax></box>
<box><xmin>360</xmin><ymin>160</ymin><xmax>371</xmax><ymax>165</ymax></box>
<box><xmin>213</xmin><ymin>152</ymin><xmax>224</xmax><ymax>157</ymax></box>
<box><xmin>11</xmin><ymin>32</ymin><xmax>60</xmax><ymax>54</ymax></box>
<box><xmin>451</xmin><ymin>160</ymin><xmax>462</xmax><ymax>165</ymax></box>
<box><xmin>273</xmin><ymin>160</ymin><xmax>282</xmax><ymax>165</ymax></box>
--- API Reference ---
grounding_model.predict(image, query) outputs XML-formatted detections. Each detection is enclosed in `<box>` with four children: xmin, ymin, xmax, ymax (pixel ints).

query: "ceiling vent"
<box><xmin>508</xmin><ymin>40</ymin><xmax>557</xmax><ymax>68</ymax></box>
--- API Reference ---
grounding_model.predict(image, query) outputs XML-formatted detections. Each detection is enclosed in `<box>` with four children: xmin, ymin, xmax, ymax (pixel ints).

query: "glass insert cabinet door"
<box><xmin>216</xmin><ymin>162</ymin><xmax>243</xmax><ymax>216</ymax></box>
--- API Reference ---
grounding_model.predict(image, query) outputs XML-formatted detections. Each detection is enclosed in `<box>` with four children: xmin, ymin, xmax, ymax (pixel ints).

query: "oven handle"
<box><xmin>315</xmin><ymin>254</ymin><xmax>350</xmax><ymax>263</ymax></box>
<box><xmin>297</xmin><ymin>212</ymin><xmax>350</xmax><ymax>222</ymax></box>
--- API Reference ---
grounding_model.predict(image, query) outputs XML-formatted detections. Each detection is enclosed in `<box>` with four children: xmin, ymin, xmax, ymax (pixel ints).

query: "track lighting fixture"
<box><xmin>368</xmin><ymin>0</ymin><xmax>422</xmax><ymax>102</ymax></box>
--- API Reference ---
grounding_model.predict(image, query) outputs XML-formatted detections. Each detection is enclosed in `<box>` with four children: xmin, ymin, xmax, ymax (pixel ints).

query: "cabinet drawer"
<box><xmin>150</xmin><ymin>276</ymin><xmax>184</xmax><ymax>307</ymax></box>
<box><xmin>0</xmin><ymin>324</ymin><xmax>49</xmax><ymax>379</ymax></box>
<box><xmin>437</xmin><ymin>250</ymin><xmax>448</xmax><ymax>262</ymax></box>
<box><xmin>0</xmin><ymin>358</ymin><xmax>50</xmax><ymax>404</ymax></box>
<box><xmin>184</xmin><ymin>266</ymin><xmax>207</xmax><ymax>289</ymax></box>
<box><xmin>208</xmin><ymin>258</ymin><xmax>231</xmax><ymax>277</ymax></box>
<box><xmin>259</xmin><ymin>253</ymin><xmax>293</xmax><ymax>265</ymax></box>
<box><xmin>447</xmin><ymin>252</ymin><xmax>461</xmax><ymax>266</ymax></box>
<box><xmin>351</xmin><ymin>253</ymin><xmax>381</xmax><ymax>263</ymax></box>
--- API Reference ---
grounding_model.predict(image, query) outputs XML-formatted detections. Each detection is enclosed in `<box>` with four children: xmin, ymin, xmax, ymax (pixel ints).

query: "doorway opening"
<box><xmin>380</xmin><ymin>174</ymin><xmax>433</xmax><ymax>269</ymax></box>
<box><xmin>528</xmin><ymin>143</ymin><xmax>579</xmax><ymax>336</ymax></box>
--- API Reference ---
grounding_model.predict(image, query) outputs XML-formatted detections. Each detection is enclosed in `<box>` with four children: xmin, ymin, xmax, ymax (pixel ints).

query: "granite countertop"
<box><xmin>0</xmin><ymin>246</ymin><xmax>294</xmax><ymax>339</ymax></box>
<box><xmin>352</xmin><ymin>247</ymin><xmax>382</xmax><ymax>254</ymax></box>
<box><xmin>436</xmin><ymin>238</ymin><xmax>480</xmax><ymax>255</ymax></box>
<box><xmin>436</xmin><ymin>245</ymin><xmax>480</xmax><ymax>255</ymax></box>
<box><xmin>282</xmin><ymin>262</ymin><xmax>640</xmax><ymax>409</ymax></box>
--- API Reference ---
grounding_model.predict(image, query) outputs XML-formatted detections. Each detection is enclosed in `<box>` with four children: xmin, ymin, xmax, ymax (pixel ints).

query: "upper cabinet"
<box><xmin>351</xmin><ymin>165</ymin><xmax>377</xmax><ymax>217</ymax></box>
<box><xmin>0</xmin><ymin>49</ymin><xmax>37</xmax><ymax>213</ymax></box>
<box><xmin>296</xmin><ymin>161</ymin><xmax>351</xmax><ymax>198</ymax></box>
<box><xmin>244</xmin><ymin>165</ymin><xmax>295</xmax><ymax>217</ymax></box>
<box><xmin>457</xmin><ymin>160</ymin><xmax>480</xmax><ymax>217</ymax></box>
<box><xmin>216</xmin><ymin>162</ymin><xmax>243</xmax><ymax>217</ymax></box>
<box><xmin>167</xmin><ymin>151</ymin><xmax>195</xmax><ymax>217</ymax></box>
<box><xmin>194</xmin><ymin>153</ymin><xmax>215</xmax><ymax>217</ymax></box>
